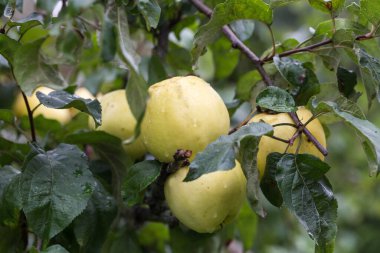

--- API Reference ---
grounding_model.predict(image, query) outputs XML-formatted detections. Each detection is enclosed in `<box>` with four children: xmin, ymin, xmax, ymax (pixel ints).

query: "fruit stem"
<box><xmin>288</xmin><ymin>112</ymin><xmax>328</xmax><ymax>157</ymax></box>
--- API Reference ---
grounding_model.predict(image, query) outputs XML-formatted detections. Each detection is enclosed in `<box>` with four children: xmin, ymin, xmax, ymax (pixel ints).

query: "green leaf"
<box><xmin>337</xmin><ymin>67</ymin><xmax>357</xmax><ymax>98</ymax></box>
<box><xmin>260</xmin><ymin>152</ymin><xmax>283</xmax><ymax>207</ymax></box>
<box><xmin>311</xmin><ymin>99</ymin><xmax>380</xmax><ymax>175</ymax></box>
<box><xmin>122</xmin><ymin>160</ymin><xmax>161</xmax><ymax>206</ymax></box>
<box><xmin>360</xmin><ymin>0</ymin><xmax>380</xmax><ymax>26</ymax></box>
<box><xmin>355</xmin><ymin>47</ymin><xmax>380</xmax><ymax>104</ymax></box>
<box><xmin>0</xmin><ymin>34</ymin><xmax>19</xmax><ymax>66</ymax></box>
<box><xmin>235</xmin><ymin>70</ymin><xmax>261</xmax><ymax>101</ymax></box>
<box><xmin>0</xmin><ymin>174</ymin><xmax>22</xmax><ymax>227</ymax></box>
<box><xmin>185</xmin><ymin>122</ymin><xmax>273</xmax><ymax>181</ymax></box>
<box><xmin>275</xmin><ymin>154</ymin><xmax>337</xmax><ymax>247</ymax></box>
<box><xmin>274</xmin><ymin>56</ymin><xmax>307</xmax><ymax>87</ymax></box>
<box><xmin>238</xmin><ymin>136</ymin><xmax>265</xmax><ymax>217</ymax></box>
<box><xmin>7</xmin><ymin>12</ymin><xmax>44</xmax><ymax>36</ymax></box>
<box><xmin>101</xmin><ymin>18</ymin><xmax>117</xmax><ymax>62</ymax></box>
<box><xmin>36</xmin><ymin>90</ymin><xmax>102</xmax><ymax>127</ymax></box>
<box><xmin>308</xmin><ymin>0</ymin><xmax>345</xmax><ymax>13</ymax></box>
<box><xmin>256</xmin><ymin>86</ymin><xmax>296</xmax><ymax>112</ymax></box>
<box><xmin>40</xmin><ymin>245</ymin><xmax>69</xmax><ymax>253</ymax></box>
<box><xmin>21</xmin><ymin>144</ymin><xmax>96</xmax><ymax>240</ymax></box>
<box><xmin>137</xmin><ymin>0</ymin><xmax>161</xmax><ymax>30</ymax></box>
<box><xmin>73</xmin><ymin>181</ymin><xmax>116</xmax><ymax>251</ymax></box>
<box><xmin>126</xmin><ymin>71</ymin><xmax>148</xmax><ymax>122</ymax></box>
<box><xmin>192</xmin><ymin>0</ymin><xmax>272</xmax><ymax>63</ymax></box>
<box><xmin>13</xmin><ymin>38</ymin><xmax>67</xmax><ymax>95</ymax></box>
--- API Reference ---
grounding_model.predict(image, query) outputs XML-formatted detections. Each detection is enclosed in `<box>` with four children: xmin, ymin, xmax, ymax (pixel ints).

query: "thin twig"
<box><xmin>228</xmin><ymin>110</ymin><xmax>256</xmax><ymax>134</ymax></box>
<box><xmin>189</xmin><ymin>0</ymin><xmax>273</xmax><ymax>86</ymax></box>
<box><xmin>264</xmin><ymin>33</ymin><xmax>374</xmax><ymax>62</ymax></box>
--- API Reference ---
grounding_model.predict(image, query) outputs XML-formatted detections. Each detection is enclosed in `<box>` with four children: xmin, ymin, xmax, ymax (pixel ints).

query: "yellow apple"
<box><xmin>249</xmin><ymin>107</ymin><xmax>327</xmax><ymax>179</ymax></box>
<box><xmin>13</xmin><ymin>86</ymin><xmax>71</xmax><ymax>124</ymax></box>
<box><xmin>88</xmin><ymin>89</ymin><xmax>146</xmax><ymax>160</ymax></box>
<box><xmin>141</xmin><ymin>76</ymin><xmax>230</xmax><ymax>162</ymax></box>
<box><xmin>164</xmin><ymin>161</ymin><xmax>247</xmax><ymax>233</ymax></box>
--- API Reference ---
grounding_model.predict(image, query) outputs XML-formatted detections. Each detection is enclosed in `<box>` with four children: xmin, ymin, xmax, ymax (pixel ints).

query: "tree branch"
<box><xmin>21</xmin><ymin>91</ymin><xmax>36</xmax><ymax>142</ymax></box>
<box><xmin>288</xmin><ymin>112</ymin><xmax>328</xmax><ymax>157</ymax></box>
<box><xmin>189</xmin><ymin>0</ymin><xmax>273</xmax><ymax>86</ymax></box>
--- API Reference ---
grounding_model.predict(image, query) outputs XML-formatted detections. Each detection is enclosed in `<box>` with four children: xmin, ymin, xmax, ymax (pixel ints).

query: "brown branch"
<box><xmin>189</xmin><ymin>0</ymin><xmax>273</xmax><ymax>86</ymax></box>
<box><xmin>288</xmin><ymin>112</ymin><xmax>328</xmax><ymax>157</ymax></box>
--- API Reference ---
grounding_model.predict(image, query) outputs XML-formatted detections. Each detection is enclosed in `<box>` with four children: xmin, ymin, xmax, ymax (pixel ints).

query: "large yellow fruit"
<box><xmin>249</xmin><ymin>107</ymin><xmax>326</xmax><ymax>179</ymax></box>
<box><xmin>88</xmin><ymin>89</ymin><xmax>146</xmax><ymax>160</ymax></box>
<box><xmin>164</xmin><ymin>161</ymin><xmax>247</xmax><ymax>233</ymax></box>
<box><xmin>13</xmin><ymin>86</ymin><xmax>71</xmax><ymax>124</ymax></box>
<box><xmin>141</xmin><ymin>76</ymin><xmax>230</xmax><ymax>162</ymax></box>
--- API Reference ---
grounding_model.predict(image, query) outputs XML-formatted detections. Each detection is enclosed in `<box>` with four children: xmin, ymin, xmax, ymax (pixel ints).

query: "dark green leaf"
<box><xmin>311</xmin><ymin>99</ymin><xmax>380</xmax><ymax>175</ymax></box>
<box><xmin>360</xmin><ymin>0</ymin><xmax>380</xmax><ymax>26</ymax></box>
<box><xmin>185</xmin><ymin>122</ymin><xmax>273</xmax><ymax>181</ymax></box>
<box><xmin>260</xmin><ymin>152</ymin><xmax>283</xmax><ymax>207</ymax></box>
<box><xmin>274</xmin><ymin>56</ymin><xmax>307</xmax><ymax>87</ymax></box>
<box><xmin>275</xmin><ymin>154</ymin><xmax>337</xmax><ymax>247</ymax></box>
<box><xmin>13</xmin><ymin>38</ymin><xmax>66</xmax><ymax>95</ymax></box>
<box><xmin>238</xmin><ymin>136</ymin><xmax>265</xmax><ymax>217</ymax></box>
<box><xmin>73</xmin><ymin>181</ymin><xmax>116</xmax><ymax>252</ymax></box>
<box><xmin>256</xmin><ymin>86</ymin><xmax>296</xmax><ymax>112</ymax></box>
<box><xmin>101</xmin><ymin>18</ymin><xmax>117</xmax><ymax>62</ymax></box>
<box><xmin>21</xmin><ymin>144</ymin><xmax>96</xmax><ymax>240</ymax></box>
<box><xmin>0</xmin><ymin>166</ymin><xmax>19</xmax><ymax>198</ymax></box>
<box><xmin>0</xmin><ymin>174</ymin><xmax>22</xmax><ymax>227</ymax></box>
<box><xmin>122</xmin><ymin>160</ymin><xmax>161</xmax><ymax>206</ymax></box>
<box><xmin>40</xmin><ymin>245</ymin><xmax>69</xmax><ymax>253</ymax></box>
<box><xmin>192</xmin><ymin>0</ymin><xmax>272</xmax><ymax>63</ymax></box>
<box><xmin>355</xmin><ymin>47</ymin><xmax>380</xmax><ymax>104</ymax></box>
<box><xmin>295</xmin><ymin>63</ymin><xmax>320</xmax><ymax>105</ymax></box>
<box><xmin>137</xmin><ymin>0</ymin><xmax>161</xmax><ymax>30</ymax></box>
<box><xmin>36</xmin><ymin>90</ymin><xmax>102</xmax><ymax>127</ymax></box>
<box><xmin>337</xmin><ymin>67</ymin><xmax>357</xmax><ymax>98</ymax></box>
